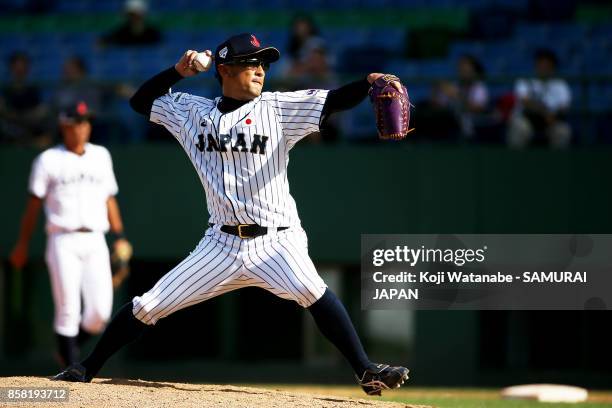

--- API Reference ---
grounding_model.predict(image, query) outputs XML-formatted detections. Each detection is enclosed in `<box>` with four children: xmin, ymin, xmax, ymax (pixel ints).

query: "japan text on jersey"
<box><xmin>150</xmin><ymin>89</ymin><xmax>329</xmax><ymax>227</ymax></box>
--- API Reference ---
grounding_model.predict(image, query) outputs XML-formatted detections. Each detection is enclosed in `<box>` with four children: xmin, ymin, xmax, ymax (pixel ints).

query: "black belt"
<box><xmin>209</xmin><ymin>224</ymin><xmax>288</xmax><ymax>239</ymax></box>
<box><xmin>75</xmin><ymin>227</ymin><xmax>93</xmax><ymax>233</ymax></box>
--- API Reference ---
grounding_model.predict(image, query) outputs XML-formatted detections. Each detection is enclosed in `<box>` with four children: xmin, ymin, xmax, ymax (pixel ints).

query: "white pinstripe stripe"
<box><xmin>254</xmin><ymin>235</ymin><xmax>311</xmax><ymax>304</ymax></box>
<box><xmin>267</xmin><ymin>240</ymin><xmax>323</xmax><ymax>306</ymax></box>
<box><xmin>148</xmin><ymin>257</ymin><xmax>236</xmax><ymax>321</ymax></box>
<box><xmin>132</xmin><ymin>237</ymin><xmax>217</xmax><ymax>318</ymax></box>
<box><xmin>133</xmin><ymin>228</ymin><xmax>326</xmax><ymax>324</ymax></box>
<box><xmin>143</xmin><ymin>235</ymin><xmax>239</xmax><ymax>322</ymax></box>
<box><xmin>244</xmin><ymin>242</ymin><xmax>307</xmax><ymax>305</ymax></box>
<box><xmin>276</xmin><ymin>239</ymin><xmax>323</xmax><ymax>292</ymax></box>
<box><xmin>174</xmin><ymin>286</ymin><xmax>238</xmax><ymax>310</ymax></box>
<box><xmin>134</xmin><ymin>234</ymin><xmax>236</xmax><ymax>324</ymax></box>
<box><xmin>241</xmin><ymin>258</ymin><xmax>296</xmax><ymax>302</ymax></box>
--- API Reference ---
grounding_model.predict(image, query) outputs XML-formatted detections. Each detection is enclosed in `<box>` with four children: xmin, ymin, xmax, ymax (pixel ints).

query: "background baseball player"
<box><xmin>53</xmin><ymin>33</ymin><xmax>408</xmax><ymax>396</ymax></box>
<box><xmin>9</xmin><ymin>101</ymin><xmax>130</xmax><ymax>368</ymax></box>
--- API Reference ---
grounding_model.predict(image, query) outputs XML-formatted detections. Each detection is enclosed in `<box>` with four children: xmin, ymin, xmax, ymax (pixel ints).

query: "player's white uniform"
<box><xmin>29</xmin><ymin>143</ymin><xmax>118</xmax><ymax>336</ymax></box>
<box><xmin>133</xmin><ymin>89</ymin><xmax>329</xmax><ymax>325</ymax></box>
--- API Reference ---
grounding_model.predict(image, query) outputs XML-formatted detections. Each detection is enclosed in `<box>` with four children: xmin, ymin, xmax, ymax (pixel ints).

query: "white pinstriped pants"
<box><xmin>132</xmin><ymin>227</ymin><xmax>327</xmax><ymax>325</ymax></box>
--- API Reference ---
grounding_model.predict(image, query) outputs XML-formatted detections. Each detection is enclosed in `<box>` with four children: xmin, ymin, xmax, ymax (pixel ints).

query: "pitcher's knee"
<box><xmin>294</xmin><ymin>283</ymin><xmax>327</xmax><ymax>308</ymax></box>
<box><xmin>132</xmin><ymin>295</ymin><xmax>166</xmax><ymax>326</ymax></box>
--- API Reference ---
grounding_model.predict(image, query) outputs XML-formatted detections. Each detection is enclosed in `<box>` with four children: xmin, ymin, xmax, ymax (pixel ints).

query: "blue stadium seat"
<box><xmin>514</xmin><ymin>23</ymin><xmax>550</xmax><ymax>43</ymax></box>
<box><xmin>384</xmin><ymin>60</ymin><xmax>419</xmax><ymax>78</ymax></box>
<box><xmin>340</xmin><ymin>98</ymin><xmax>377</xmax><ymax>141</ymax></box>
<box><xmin>0</xmin><ymin>34</ymin><xmax>29</xmax><ymax>53</ymax></box>
<box><xmin>487</xmin><ymin>83</ymin><xmax>511</xmax><ymax>100</ymax></box>
<box><xmin>548</xmin><ymin>23</ymin><xmax>588</xmax><ymax>45</ymax></box>
<box><xmin>587</xmin><ymin>83</ymin><xmax>612</xmax><ymax>112</ymax></box>
<box><xmin>481</xmin><ymin>58</ymin><xmax>506</xmax><ymax>76</ymax></box>
<box><xmin>43</xmin><ymin>0</ymin><xmax>553</xmax><ymax>12</ymax></box>
<box><xmin>568</xmin><ymin>82</ymin><xmax>584</xmax><ymax>107</ymax></box>
<box><xmin>417</xmin><ymin>59</ymin><xmax>453</xmax><ymax>77</ymax></box>
<box><xmin>321</xmin><ymin>29</ymin><xmax>370</xmax><ymax>54</ymax></box>
<box><xmin>149</xmin><ymin>0</ymin><xmax>191</xmax><ymax>12</ymax></box>
<box><xmin>582</xmin><ymin>53</ymin><xmax>612</xmax><ymax>75</ymax></box>
<box><xmin>492</xmin><ymin>0</ymin><xmax>529</xmax><ymax>11</ymax></box>
<box><xmin>337</xmin><ymin>46</ymin><xmax>393</xmax><ymax>74</ymax></box>
<box><xmin>366</xmin><ymin>28</ymin><xmax>405</xmax><ymax>53</ymax></box>
<box><xmin>596</xmin><ymin>113</ymin><xmax>612</xmax><ymax>144</ymax></box>
<box><xmin>90</xmin><ymin>49</ymin><xmax>135</xmax><ymax>80</ymax></box>
<box><xmin>449</xmin><ymin>42</ymin><xmax>486</xmax><ymax>60</ymax></box>
<box><xmin>502</xmin><ymin>59</ymin><xmax>532</xmax><ymax>77</ymax></box>
<box><xmin>405</xmin><ymin>83</ymin><xmax>429</xmax><ymax>103</ymax></box>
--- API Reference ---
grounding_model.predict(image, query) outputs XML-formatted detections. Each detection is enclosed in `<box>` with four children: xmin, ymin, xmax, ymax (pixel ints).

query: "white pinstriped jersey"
<box><xmin>150</xmin><ymin>89</ymin><xmax>329</xmax><ymax>227</ymax></box>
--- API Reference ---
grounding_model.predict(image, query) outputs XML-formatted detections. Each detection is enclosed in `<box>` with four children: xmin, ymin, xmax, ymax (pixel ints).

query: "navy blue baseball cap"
<box><xmin>214</xmin><ymin>33</ymin><xmax>280</xmax><ymax>67</ymax></box>
<box><xmin>58</xmin><ymin>101</ymin><xmax>92</xmax><ymax>123</ymax></box>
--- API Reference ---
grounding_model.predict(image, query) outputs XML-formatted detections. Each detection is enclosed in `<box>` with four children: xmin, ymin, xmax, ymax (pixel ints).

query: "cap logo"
<box><xmin>77</xmin><ymin>101</ymin><xmax>88</xmax><ymax>115</ymax></box>
<box><xmin>250</xmin><ymin>35</ymin><xmax>260</xmax><ymax>47</ymax></box>
<box><xmin>219</xmin><ymin>46</ymin><xmax>228</xmax><ymax>59</ymax></box>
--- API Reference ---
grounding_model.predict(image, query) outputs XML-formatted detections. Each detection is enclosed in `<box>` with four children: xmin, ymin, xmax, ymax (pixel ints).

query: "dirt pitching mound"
<box><xmin>0</xmin><ymin>377</ymin><xmax>428</xmax><ymax>408</ymax></box>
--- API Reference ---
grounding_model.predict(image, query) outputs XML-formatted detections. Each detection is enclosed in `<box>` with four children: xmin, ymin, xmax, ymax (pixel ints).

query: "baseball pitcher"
<box><xmin>53</xmin><ymin>33</ymin><xmax>409</xmax><ymax>395</ymax></box>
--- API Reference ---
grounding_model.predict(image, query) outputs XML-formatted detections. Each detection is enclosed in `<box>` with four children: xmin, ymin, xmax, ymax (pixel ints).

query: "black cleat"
<box><xmin>355</xmin><ymin>363</ymin><xmax>409</xmax><ymax>396</ymax></box>
<box><xmin>52</xmin><ymin>363</ymin><xmax>92</xmax><ymax>383</ymax></box>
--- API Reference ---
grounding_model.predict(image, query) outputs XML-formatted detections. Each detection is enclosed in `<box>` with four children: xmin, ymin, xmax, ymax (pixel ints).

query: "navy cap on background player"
<box><xmin>214</xmin><ymin>33</ymin><xmax>280</xmax><ymax>68</ymax></box>
<box><xmin>59</xmin><ymin>101</ymin><xmax>92</xmax><ymax>124</ymax></box>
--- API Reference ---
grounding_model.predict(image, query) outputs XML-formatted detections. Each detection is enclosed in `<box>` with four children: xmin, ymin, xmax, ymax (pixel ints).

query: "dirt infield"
<box><xmin>0</xmin><ymin>377</ymin><xmax>428</xmax><ymax>408</ymax></box>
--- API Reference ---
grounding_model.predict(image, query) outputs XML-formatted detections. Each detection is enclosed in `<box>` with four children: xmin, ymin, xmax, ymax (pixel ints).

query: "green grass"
<box><xmin>256</xmin><ymin>385</ymin><xmax>612</xmax><ymax>408</ymax></box>
<box><xmin>384</xmin><ymin>396</ymin><xmax>612</xmax><ymax>408</ymax></box>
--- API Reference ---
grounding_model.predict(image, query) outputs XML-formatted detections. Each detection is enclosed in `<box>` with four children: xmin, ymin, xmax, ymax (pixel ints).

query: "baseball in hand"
<box><xmin>193</xmin><ymin>52</ymin><xmax>212</xmax><ymax>72</ymax></box>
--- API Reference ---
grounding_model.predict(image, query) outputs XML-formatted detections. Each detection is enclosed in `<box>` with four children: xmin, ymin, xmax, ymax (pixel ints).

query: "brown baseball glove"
<box><xmin>111</xmin><ymin>239</ymin><xmax>132</xmax><ymax>289</ymax></box>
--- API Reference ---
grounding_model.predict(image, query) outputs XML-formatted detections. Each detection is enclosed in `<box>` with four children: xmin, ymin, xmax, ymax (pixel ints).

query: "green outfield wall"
<box><xmin>2</xmin><ymin>144</ymin><xmax>611</xmax><ymax>261</ymax></box>
<box><xmin>1</xmin><ymin>143</ymin><xmax>612</xmax><ymax>386</ymax></box>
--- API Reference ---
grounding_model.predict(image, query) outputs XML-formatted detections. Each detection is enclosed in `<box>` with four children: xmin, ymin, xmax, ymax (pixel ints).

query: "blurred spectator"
<box><xmin>286</xmin><ymin>41</ymin><xmax>339</xmax><ymax>143</ymax></box>
<box><xmin>411</xmin><ymin>80</ymin><xmax>461</xmax><ymax>141</ymax></box>
<box><xmin>287</xmin><ymin>39</ymin><xmax>335</xmax><ymax>89</ymax></box>
<box><xmin>284</xmin><ymin>16</ymin><xmax>337</xmax><ymax>142</ymax></box>
<box><xmin>287</xmin><ymin>14</ymin><xmax>322</xmax><ymax>63</ymax></box>
<box><xmin>53</xmin><ymin>56</ymin><xmax>103</xmax><ymax>115</ymax></box>
<box><xmin>99</xmin><ymin>0</ymin><xmax>161</xmax><ymax>47</ymax></box>
<box><xmin>53</xmin><ymin>56</ymin><xmax>140</xmax><ymax>143</ymax></box>
<box><xmin>508</xmin><ymin>49</ymin><xmax>572</xmax><ymax>149</ymax></box>
<box><xmin>0</xmin><ymin>51</ymin><xmax>50</xmax><ymax>146</ymax></box>
<box><xmin>438</xmin><ymin>55</ymin><xmax>490</xmax><ymax>138</ymax></box>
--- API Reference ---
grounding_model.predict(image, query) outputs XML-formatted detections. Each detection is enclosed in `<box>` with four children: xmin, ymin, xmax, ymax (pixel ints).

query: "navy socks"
<box><xmin>78</xmin><ymin>293</ymin><xmax>369</xmax><ymax>378</ymax></box>
<box><xmin>76</xmin><ymin>329</ymin><xmax>93</xmax><ymax>347</ymax></box>
<box><xmin>81</xmin><ymin>302</ymin><xmax>148</xmax><ymax>377</ymax></box>
<box><xmin>56</xmin><ymin>334</ymin><xmax>78</xmax><ymax>367</ymax></box>
<box><xmin>308</xmin><ymin>288</ymin><xmax>370</xmax><ymax>374</ymax></box>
